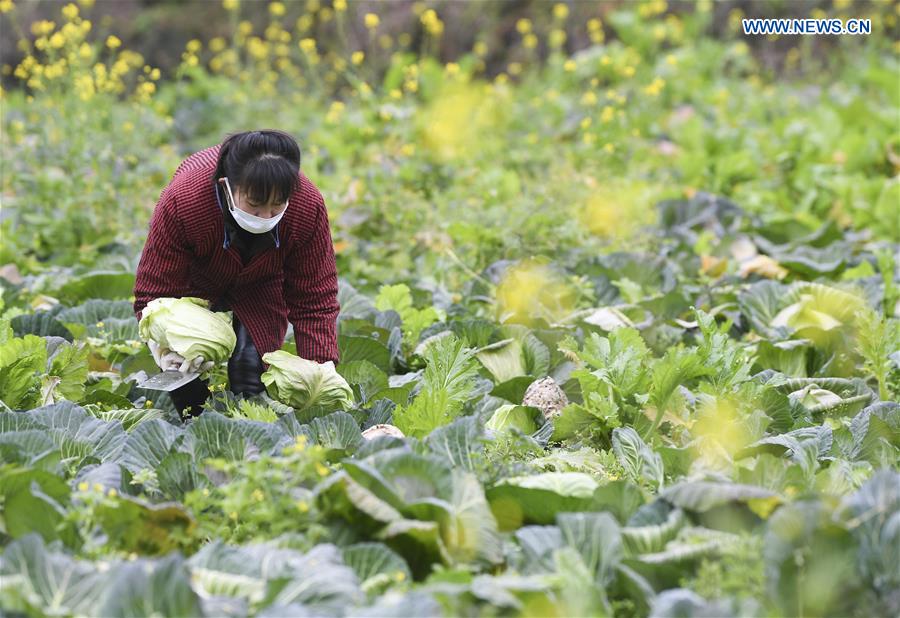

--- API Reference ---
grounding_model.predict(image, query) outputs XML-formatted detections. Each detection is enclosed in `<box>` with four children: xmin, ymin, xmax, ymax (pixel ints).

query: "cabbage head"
<box><xmin>261</xmin><ymin>350</ymin><xmax>355</xmax><ymax>411</ymax></box>
<box><xmin>486</xmin><ymin>404</ymin><xmax>540</xmax><ymax>435</ymax></box>
<box><xmin>138</xmin><ymin>297</ymin><xmax>236</xmax><ymax>363</ymax></box>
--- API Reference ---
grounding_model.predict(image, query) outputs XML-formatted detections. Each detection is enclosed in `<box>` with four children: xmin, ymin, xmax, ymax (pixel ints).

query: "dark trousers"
<box><xmin>168</xmin><ymin>313</ymin><xmax>266</xmax><ymax>417</ymax></box>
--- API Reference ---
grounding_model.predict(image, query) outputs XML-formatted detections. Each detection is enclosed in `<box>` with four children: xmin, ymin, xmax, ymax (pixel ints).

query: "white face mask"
<box><xmin>220</xmin><ymin>177</ymin><xmax>288</xmax><ymax>234</ymax></box>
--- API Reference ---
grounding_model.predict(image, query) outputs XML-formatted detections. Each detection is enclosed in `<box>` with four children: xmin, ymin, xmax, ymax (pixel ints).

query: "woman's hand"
<box><xmin>178</xmin><ymin>355</ymin><xmax>215</xmax><ymax>374</ymax></box>
<box><xmin>149</xmin><ymin>340</ymin><xmax>215</xmax><ymax>374</ymax></box>
<box><xmin>148</xmin><ymin>339</ymin><xmax>187</xmax><ymax>372</ymax></box>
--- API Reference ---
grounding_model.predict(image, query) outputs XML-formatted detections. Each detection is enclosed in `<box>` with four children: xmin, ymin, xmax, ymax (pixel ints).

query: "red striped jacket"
<box><xmin>133</xmin><ymin>144</ymin><xmax>340</xmax><ymax>365</ymax></box>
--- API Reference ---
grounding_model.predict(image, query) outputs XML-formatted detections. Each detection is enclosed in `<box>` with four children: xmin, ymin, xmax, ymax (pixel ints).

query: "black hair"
<box><xmin>212</xmin><ymin>129</ymin><xmax>302</xmax><ymax>206</ymax></box>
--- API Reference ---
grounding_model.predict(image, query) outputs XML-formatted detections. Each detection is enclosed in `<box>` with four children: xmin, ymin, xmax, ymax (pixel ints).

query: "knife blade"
<box><xmin>138</xmin><ymin>370</ymin><xmax>201</xmax><ymax>392</ymax></box>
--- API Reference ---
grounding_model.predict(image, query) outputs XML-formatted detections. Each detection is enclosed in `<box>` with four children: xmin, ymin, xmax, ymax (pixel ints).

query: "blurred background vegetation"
<box><xmin>4</xmin><ymin>1</ymin><xmax>898</xmax><ymax>94</ymax></box>
<box><xmin>0</xmin><ymin>0</ymin><xmax>897</xmax><ymax>289</ymax></box>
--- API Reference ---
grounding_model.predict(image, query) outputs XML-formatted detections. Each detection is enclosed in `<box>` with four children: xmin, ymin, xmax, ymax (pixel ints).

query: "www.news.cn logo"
<box><xmin>742</xmin><ymin>18</ymin><xmax>872</xmax><ymax>36</ymax></box>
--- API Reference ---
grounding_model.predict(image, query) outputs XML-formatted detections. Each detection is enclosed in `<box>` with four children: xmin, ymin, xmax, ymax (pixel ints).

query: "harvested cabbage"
<box><xmin>261</xmin><ymin>350</ymin><xmax>354</xmax><ymax>411</ymax></box>
<box><xmin>138</xmin><ymin>297</ymin><xmax>236</xmax><ymax>363</ymax></box>
<box><xmin>362</xmin><ymin>424</ymin><xmax>405</xmax><ymax>440</ymax></box>
<box><xmin>522</xmin><ymin>376</ymin><xmax>569</xmax><ymax>419</ymax></box>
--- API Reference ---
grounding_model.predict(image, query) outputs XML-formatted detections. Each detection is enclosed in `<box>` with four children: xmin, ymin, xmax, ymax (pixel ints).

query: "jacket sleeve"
<box><xmin>133</xmin><ymin>187</ymin><xmax>194</xmax><ymax>322</ymax></box>
<box><xmin>283</xmin><ymin>197</ymin><xmax>341</xmax><ymax>364</ymax></box>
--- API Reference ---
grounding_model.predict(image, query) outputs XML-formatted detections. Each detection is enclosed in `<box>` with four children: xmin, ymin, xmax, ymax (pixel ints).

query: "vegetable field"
<box><xmin>1</xmin><ymin>1</ymin><xmax>899</xmax><ymax>617</ymax></box>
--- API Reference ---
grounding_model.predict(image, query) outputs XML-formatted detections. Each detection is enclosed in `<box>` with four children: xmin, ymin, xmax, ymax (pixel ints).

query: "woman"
<box><xmin>133</xmin><ymin>129</ymin><xmax>341</xmax><ymax>416</ymax></box>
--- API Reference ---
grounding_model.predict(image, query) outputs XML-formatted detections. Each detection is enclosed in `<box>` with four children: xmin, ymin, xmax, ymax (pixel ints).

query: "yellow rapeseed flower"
<box><xmin>549</xmin><ymin>29</ymin><xmax>566</xmax><ymax>47</ymax></box>
<box><xmin>516</xmin><ymin>18</ymin><xmax>532</xmax><ymax>34</ymax></box>
<box><xmin>643</xmin><ymin>76</ymin><xmax>665</xmax><ymax>96</ymax></box>
<box><xmin>31</xmin><ymin>20</ymin><xmax>56</xmax><ymax>36</ymax></box>
<box><xmin>351</xmin><ymin>50</ymin><xmax>364</xmax><ymax>65</ymax></box>
<box><xmin>553</xmin><ymin>3</ymin><xmax>569</xmax><ymax>20</ymax></box>
<box><xmin>563</xmin><ymin>59</ymin><xmax>576</xmax><ymax>71</ymax></box>
<box><xmin>246</xmin><ymin>36</ymin><xmax>267</xmax><ymax>58</ymax></box>
<box><xmin>74</xmin><ymin>74</ymin><xmax>94</xmax><ymax>100</ymax></box>
<box><xmin>269</xmin><ymin>1</ymin><xmax>285</xmax><ymax>16</ymax></box>
<box><xmin>473</xmin><ymin>41</ymin><xmax>487</xmax><ymax>56</ymax></box>
<box><xmin>138</xmin><ymin>81</ymin><xmax>155</xmax><ymax>96</ymax></box>
<box><xmin>0</xmin><ymin>0</ymin><xmax>13</xmax><ymax>13</ymax></box>
<box><xmin>364</xmin><ymin>13</ymin><xmax>379</xmax><ymax>29</ymax></box>
<box><xmin>420</xmin><ymin>9</ymin><xmax>443</xmax><ymax>35</ymax></box>
<box><xmin>186</xmin><ymin>39</ymin><xmax>201</xmax><ymax>53</ymax></box>
<box><xmin>60</xmin><ymin>22</ymin><xmax>80</xmax><ymax>41</ymax></box>
<box><xmin>62</xmin><ymin>3</ymin><xmax>79</xmax><ymax>20</ymax></box>
<box><xmin>106</xmin><ymin>35</ymin><xmax>121</xmax><ymax>49</ymax></box>
<box><xmin>78</xmin><ymin>481</ymin><xmax>89</xmax><ymax>491</ymax></box>
<box><xmin>445</xmin><ymin>61</ymin><xmax>459</xmax><ymax>75</ymax></box>
<box><xmin>299</xmin><ymin>38</ymin><xmax>316</xmax><ymax>53</ymax></box>
<box><xmin>45</xmin><ymin>60</ymin><xmax>66</xmax><ymax>78</ymax></box>
<box><xmin>326</xmin><ymin>100</ymin><xmax>344</xmax><ymax>122</ymax></box>
<box><xmin>523</xmin><ymin>33</ymin><xmax>537</xmax><ymax>49</ymax></box>
<box><xmin>334</xmin><ymin>0</ymin><xmax>346</xmax><ymax>12</ymax></box>
<box><xmin>210</xmin><ymin>36</ymin><xmax>226</xmax><ymax>52</ymax></box>
<box><xmin>49</xmin><ymin>32</ymin><xmax>65</xmax><ymax>49</ymax></box>
<box><xmin>77</xmin><ymin>0</ymin><xmax>94</xmax><ymax>6</ymax></box>
<box><xmin>223</xmin><ymin>0</ymin><xmax>239</xmax><ymax>10</ymax></box>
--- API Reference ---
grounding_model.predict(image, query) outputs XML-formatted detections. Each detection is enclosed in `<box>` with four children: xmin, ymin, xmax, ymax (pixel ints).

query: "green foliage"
<box><xmin>0</xmin><ymin>1</ymin><xmax>897</xmax><ymax>614</ymax></box>
<box><xmin>375</xmin><ymin>284</ymin><xmax>444</xmax><ymax>347</ymax></box>
<box><xmin>855</xmin><ymin>309</ymin><xmax>900</xmax><ymax>401</ymax></box>
<box><xmin>183</xmin><ymin>437</ymin><xmax>330</xmax><ymax>546</ymax></box>
<box><xmin>393</xmin><ymin>333</ymin><xmax>480</xmax><ymax>438</ymax></box>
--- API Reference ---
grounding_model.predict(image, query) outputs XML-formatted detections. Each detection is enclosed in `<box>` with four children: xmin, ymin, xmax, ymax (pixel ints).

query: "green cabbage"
<box><xmin>486</xmin><ymin>404</ymin><xmax>539</xmax><ymax>435</ymax></box>
<box><xmin>138</xmin><ymin>297</ymin><xmax>236</xmax><ymax>363</ymax></box>
<box><xmin>260</xmin><ymin>350</ymin><xmax>355</xmax><ymax>411</ymax></box>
